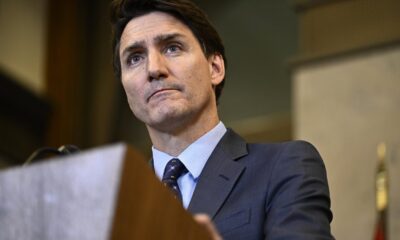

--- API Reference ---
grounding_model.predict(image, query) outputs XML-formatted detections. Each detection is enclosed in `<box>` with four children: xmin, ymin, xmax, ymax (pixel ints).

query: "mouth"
<box><xmin>147</xmin><ymin>88</ymin><xmax>179</xmax><ymax>102</ymax></box>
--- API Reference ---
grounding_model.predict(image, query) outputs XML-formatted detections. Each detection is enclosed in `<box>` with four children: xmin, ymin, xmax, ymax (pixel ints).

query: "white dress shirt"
<box><xmin>152</xmin><ymin>121</ymin><xmax>227</xmax><ymax>208</ymax></box>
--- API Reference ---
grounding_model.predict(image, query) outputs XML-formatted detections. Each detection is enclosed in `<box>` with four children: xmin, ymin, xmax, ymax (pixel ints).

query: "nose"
<box><xmin>147</xmin><ymin>51</ymin><xmax>168</xmax><ymax>81</ymax></box>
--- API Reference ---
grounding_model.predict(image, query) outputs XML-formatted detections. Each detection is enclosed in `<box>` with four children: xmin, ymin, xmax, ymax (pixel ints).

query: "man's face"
<box><xmin>119</xmin><ymin>11</ymin><xmax>224</xmax><ymax>132</ymax></box>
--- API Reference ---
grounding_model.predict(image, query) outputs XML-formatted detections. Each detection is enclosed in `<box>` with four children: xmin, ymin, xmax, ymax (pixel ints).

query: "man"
<box><xmin>110</xmin><ymin>0</ymin><xmax>333</xmax><ymax>239</ymax></box>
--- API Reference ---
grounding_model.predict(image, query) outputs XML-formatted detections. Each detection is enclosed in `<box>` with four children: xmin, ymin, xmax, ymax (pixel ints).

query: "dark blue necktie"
<box><xmin>162</xmin><ymin>158</ymin><xmax>188</xmax><ymax>200</ymax></box>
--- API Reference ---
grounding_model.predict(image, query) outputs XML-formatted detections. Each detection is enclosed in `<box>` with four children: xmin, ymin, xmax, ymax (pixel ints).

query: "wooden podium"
<box><xmin>0</xmin><ymin>144</ymin><xmax>211</xmax><ymax>240</ymax></box>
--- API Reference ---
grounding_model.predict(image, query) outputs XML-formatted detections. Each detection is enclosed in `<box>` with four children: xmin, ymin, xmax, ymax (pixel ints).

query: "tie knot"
<box><xmin>162</xmin><ymin>158</ymin><xmax>187</xmax><ymax>181</ymax></box>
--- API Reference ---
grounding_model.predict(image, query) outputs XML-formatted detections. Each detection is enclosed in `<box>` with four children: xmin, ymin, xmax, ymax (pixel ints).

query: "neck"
<box><xmin>147</xmin><ymin>107</ymin><xmax>220</xmax><ymax>157</ymax></box>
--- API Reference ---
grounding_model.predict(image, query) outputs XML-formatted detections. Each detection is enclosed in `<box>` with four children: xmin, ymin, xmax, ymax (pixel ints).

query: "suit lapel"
<box><xmin>187</xmin><ymin>129</ymin><xmax>248</xmax><ymax>219</ymax></box>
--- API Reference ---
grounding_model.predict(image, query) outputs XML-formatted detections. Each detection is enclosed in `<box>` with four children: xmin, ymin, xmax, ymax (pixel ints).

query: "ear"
<box><xmin>208</xmin><ymin>53</ymin><xmax>225</xmax><ymax>86</ymax></box>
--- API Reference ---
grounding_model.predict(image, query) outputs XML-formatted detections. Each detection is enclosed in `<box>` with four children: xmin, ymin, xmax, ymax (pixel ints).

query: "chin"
<box><xmin>148</xmin><ymin>108</ymin><xmax>192</xmax><ymax>132</ymax></box>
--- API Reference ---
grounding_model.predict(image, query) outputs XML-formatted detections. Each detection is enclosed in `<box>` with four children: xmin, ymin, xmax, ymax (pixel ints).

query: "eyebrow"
<box><xmin>121</xmin><ymin>33</ymin><xmax>185</xmax><ymax>58</ymax></box>
<box><xmin>154</xmin><ymin>33</ymin><xmax>184</xmax><ymax>44</ymax></box>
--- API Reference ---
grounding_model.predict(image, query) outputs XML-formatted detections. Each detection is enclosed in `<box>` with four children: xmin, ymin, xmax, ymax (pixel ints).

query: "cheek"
<box><xmin>121</xmin><ymin>79</ymin><xmax>133</xmax><ymax>98</ymax></box>
<box><xmin>183</xmin><ymin>58</ymin><xmax>210</xmax><ymax>83</ymax></box>
<box><xmin>189</xmin><ymin>64</ymin><xmax>213</xmax><ymax>92</ymax></box>
<box><xmin>121</xmin><ymin>78</ymin><xmax>142</xmax><ymax>107</ymax></box>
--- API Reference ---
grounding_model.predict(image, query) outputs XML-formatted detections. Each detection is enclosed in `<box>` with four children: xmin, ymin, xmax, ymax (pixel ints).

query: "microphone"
<box><xmin>24</xmin><ymin>145</ymin><xmax>80</xmax><ymax>166</ymax></box>
<box><xmin>57</xmin><ymin>144</ymin><xmax>80</xmax><ymax>154</ymax></box>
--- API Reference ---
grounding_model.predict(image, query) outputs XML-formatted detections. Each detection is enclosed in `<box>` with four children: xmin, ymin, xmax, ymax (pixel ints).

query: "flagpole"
<box><xmin>374</xmin><ymin>143</ymin><xmax>388</xmax><ymax>240</ymax></box>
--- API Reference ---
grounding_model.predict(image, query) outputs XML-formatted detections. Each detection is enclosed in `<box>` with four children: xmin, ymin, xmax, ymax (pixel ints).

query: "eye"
<box><xmin>165</xmin><ymin>43</ymin><xmax>182</xmax><ymax>54</ymax></box>
<box><xmin>126</xmin><ymin>54</ymin><xmax>143</xmax><ymax>66</ymax></box>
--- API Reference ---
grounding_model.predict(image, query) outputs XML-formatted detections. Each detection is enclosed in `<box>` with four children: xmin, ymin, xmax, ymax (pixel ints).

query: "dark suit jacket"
<box><xmin>187</xmin><ymin>129</ymin><xmax>333</xmax><ymax>240</ymax></box>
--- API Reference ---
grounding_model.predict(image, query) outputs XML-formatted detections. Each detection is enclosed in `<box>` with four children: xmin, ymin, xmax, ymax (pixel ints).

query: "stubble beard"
<box><xmin>145</xmin><ymin>93</ymin><xmax>216</xmax><ymax>136</ymax></box>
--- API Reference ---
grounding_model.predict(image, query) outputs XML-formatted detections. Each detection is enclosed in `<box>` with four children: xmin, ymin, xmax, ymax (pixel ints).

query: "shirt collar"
<box><xmin>152</xmin><ymin>121</ymin><xmax>227</xmax><ymax>180</ymax></box>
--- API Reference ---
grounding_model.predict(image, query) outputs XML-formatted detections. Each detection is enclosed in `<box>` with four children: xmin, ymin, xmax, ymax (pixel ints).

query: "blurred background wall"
<box><xmin>292</xmin><ymin>1</ymin><xmax>400</xmax><ymax>239</ymax></box>
<box><xmin>0</xmin><ymin>0</ymin><xmax>399</xmax><ymax>239</ymax></box>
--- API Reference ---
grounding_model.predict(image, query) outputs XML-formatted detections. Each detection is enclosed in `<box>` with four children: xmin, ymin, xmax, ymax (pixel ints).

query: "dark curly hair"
<box><xmin>110</xmin><ymin>0</ymin><xmax>226</xmax><ymax>102</ymax></box>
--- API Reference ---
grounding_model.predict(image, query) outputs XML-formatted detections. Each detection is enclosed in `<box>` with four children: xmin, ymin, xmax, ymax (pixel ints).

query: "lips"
<box><xmin>147</xmin><ymin>88</ymin><xmax>178</xmax><ymax>102</ymax></box>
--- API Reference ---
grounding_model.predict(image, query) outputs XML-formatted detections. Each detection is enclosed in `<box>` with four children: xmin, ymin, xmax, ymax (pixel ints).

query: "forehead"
<box><xmin>120</xmin><ymin>11</ymin><xmax>196</xmax><ymax>50</ymax></box>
